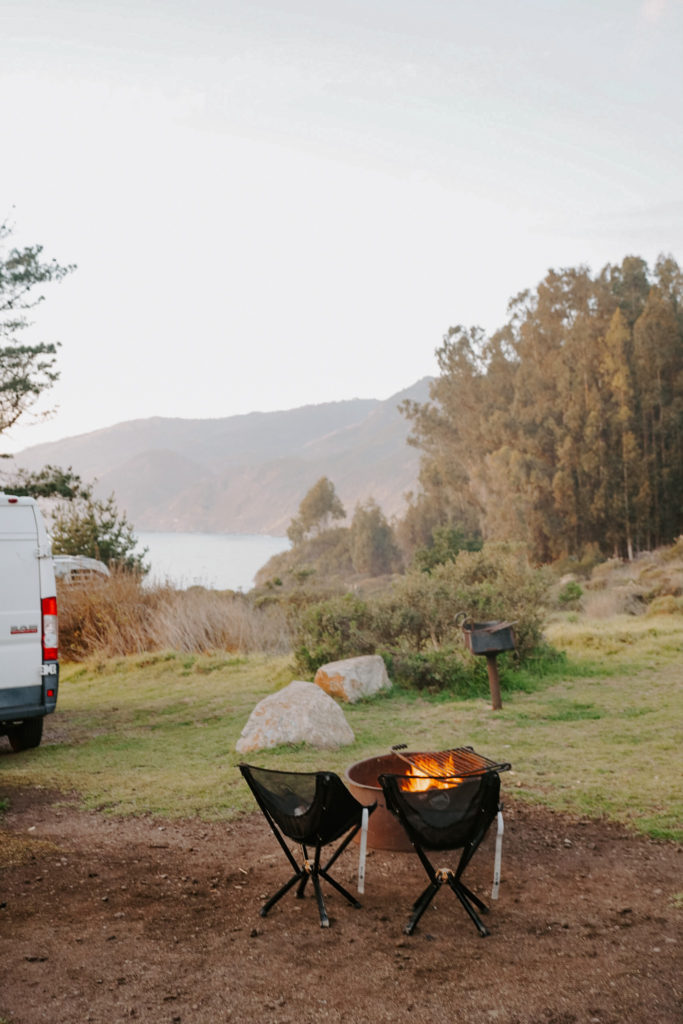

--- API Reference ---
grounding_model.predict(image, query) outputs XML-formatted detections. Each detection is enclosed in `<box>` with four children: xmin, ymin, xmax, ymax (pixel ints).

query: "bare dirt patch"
<box><xmin>0</xmin><ymin>785</ymin><xmax>680</xmax><ymax>1024</ymax></box>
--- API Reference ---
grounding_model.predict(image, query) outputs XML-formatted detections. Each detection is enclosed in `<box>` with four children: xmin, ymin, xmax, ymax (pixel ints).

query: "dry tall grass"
<box><xmin>582</xmin><ymin>543</ymin><xmax>683</xmax><ymax>617</ymax></box>
<box><xmin>57</xmin><ymin>572</ymin><xmax>292</xmax><ymax>661</ymax></box>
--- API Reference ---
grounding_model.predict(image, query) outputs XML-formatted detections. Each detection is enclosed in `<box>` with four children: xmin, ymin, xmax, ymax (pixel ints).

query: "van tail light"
<box><xmin>42</xmin><ymin>596</ymin><xmax>58</xmax><ymax>661</ymax></box>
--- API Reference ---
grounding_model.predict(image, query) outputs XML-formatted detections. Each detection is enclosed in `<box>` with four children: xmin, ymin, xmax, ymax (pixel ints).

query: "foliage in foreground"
<box><xmin>293</xmin><ymin>542</ymin><xmax>551</xmax><ymax>685</ymax></box>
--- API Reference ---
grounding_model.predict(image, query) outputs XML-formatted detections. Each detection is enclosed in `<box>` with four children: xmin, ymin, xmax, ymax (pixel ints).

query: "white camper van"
<box><xmin>0</xmin><ymin>493</ymin><xmax>59</xmax><ymax>751</ymax></box>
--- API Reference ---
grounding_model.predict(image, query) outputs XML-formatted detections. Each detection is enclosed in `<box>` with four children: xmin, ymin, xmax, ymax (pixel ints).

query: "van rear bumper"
<box><xmin>0</xmin><ymin>671</ymin><xmax>59</xmax><ymax>724</ymax></box>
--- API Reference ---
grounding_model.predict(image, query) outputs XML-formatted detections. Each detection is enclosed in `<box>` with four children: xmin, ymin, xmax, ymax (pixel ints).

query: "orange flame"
<box><xmin>399</xmin><ymin>757</ymin><xmax>464</xmax><ymax>792</ymax></box>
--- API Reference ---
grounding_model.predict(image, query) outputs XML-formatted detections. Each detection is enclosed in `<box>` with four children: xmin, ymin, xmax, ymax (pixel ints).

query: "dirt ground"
<box><xmin>0</xmin><ymin>784</ymin><xmax>680</xmax><ymax>1024</ymax></box>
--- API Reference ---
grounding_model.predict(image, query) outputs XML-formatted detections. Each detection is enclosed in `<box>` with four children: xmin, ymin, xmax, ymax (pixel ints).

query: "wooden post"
<box><xmin>485</xmin><ymin>653</ymin><xmax>503</xmax><ymax>710</ymax></box>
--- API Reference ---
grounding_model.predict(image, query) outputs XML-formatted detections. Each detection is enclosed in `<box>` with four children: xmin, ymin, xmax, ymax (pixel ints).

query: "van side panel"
<box><xmin>0</xmin><ymin>500</ymin><xmax>59</xmax><ymax>724</ymax></box>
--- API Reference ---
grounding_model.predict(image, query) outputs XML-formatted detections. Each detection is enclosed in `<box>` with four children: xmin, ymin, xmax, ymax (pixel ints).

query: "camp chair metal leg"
<box><xmin>319</xmin><ymin>868</ymin><xmax>362</xmax><ymax>909</ymax></box>
<box><xmin>404</xmin><ymin>880</ymin><xmax>440</xmax><ymax>935</ymax></box>
<box><xmin>413</xmin><ymin>841</ymin><xmax>439</xmax><ymax>885</ymax></box>
<box><xmin>261</xmin><ymin>872</ymin><xmax>303</xmax><ymax>917</ymax></box>
<box><xmin>295</xmin><ymin>872</ymin><xmax>309</xmax><ymax>899</ymax></box>
<box><xmin>310</xmin><ymin>872</ymin><xmax>330</xmax><ymax>928</ymax></box>
<box><xmin>449</xmin><ymin>878</ymin><xmax>490</xmax><ymax>937</ymax></box>
<box><xmin>459</xmin><ymin>881</ymin><xmax>489</xmax><ymax>914</ymax></box>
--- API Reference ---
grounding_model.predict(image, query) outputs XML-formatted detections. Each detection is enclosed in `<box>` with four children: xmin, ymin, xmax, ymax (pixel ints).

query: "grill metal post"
<box><xmin>485</xmin><ymin>653</ymin><xmax>503</xmax><ymax>711</ymax></box>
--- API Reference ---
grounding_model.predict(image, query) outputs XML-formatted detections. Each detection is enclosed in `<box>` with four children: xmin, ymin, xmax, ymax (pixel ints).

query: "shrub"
<box><xmin>293</xmin><ymin>594</ymin><xmax>377</xmax><ymax>674</ymax></box>
<box><xmin>392</xmin><ymin>543</ymin><xmax>550</xmax><ymax>660</ymax></box>
<box><xmin>645</xmin><ymin>595</ymin><xmax>683</xmax><ymax>616</ymax></box>
<box><xmin>412</xmin><ymin>524</ymin><xmax>482</xmax><ymax>571</ymax></box>
<box><xmin>660</xmin><ymin>536</ymin><xmax>683</xmax><ymax>563</ymax></box>
<box><xmin>382</xmin><ymin>648</ymin><xmax>488</xmax><ymax>698</ymax></box>
<box><xmin>292</xmin><ymin>542</ymin><xmax>552</xmax><ymax>681</ymax></box>
<box><xmin>558</xmin><ymin>580</ymin><xmax>583</xmax><ymax>606</ymax></box>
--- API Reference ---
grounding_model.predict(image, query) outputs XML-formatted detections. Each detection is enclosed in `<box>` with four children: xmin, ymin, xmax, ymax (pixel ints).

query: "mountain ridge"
<box><xmin>11</xmin><ymin>380</ymin><xmax>431</xmax><ymax>535</ymax></box>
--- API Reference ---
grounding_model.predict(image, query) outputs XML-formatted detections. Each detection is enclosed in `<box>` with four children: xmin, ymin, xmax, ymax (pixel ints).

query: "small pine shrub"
<box><xmin>558</xmin><ymin>580</ymin><xmax>583</xmax><ymax>606</ymax></box>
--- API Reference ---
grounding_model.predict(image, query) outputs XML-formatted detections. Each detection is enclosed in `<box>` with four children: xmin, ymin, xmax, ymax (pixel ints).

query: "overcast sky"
<box><xmin>2</xmin><ymin>0</ymin><xmax>682</xmax><ymax>454</ymax></box>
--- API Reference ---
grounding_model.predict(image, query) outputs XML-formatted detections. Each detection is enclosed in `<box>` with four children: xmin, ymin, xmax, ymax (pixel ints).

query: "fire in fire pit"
<box><xmin>345</xmin><ymin>746</ymin><xmax>510</xmax><ymax>850</ymax></box>
<box><xmin>392</xmin><ymin>744</ymin><xmax>511</xmax><ymax>783</ymax></box>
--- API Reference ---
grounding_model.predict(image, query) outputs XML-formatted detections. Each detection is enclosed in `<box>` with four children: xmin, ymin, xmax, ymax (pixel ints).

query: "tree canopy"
<box><xmin>0</xmin><ymin>220</ymin><xmax>75</xmax><ymax>436</ymax></box>
<box><xmin>404</xmin><ymin>255</ymin><xmax>683</xmax><ymax>562</ymax></box>
<box><xmin>3</xmin><ymin>463</ymin><xmax>90</xmax><ymax>500</ymax></box>
<box><xmin>51</xmin><ymin>489</ymin><xmax>149</xmax><ymax>575</ymax></box>
<box><xmin>349</xmin><ymin>499</ymin><xmax>402</xmax><ymax>575</ymax></box>
<box><xmin>287</xmin><ymin>476</ymin><xmax>346</xmax><ymax>544</ymax></box>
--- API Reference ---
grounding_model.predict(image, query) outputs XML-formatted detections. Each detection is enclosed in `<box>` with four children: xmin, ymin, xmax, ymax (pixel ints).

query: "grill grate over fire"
<box><xmin>391</xmin><ymin>744</ymin><xmax>511</xmax><ymax>781</ymax></box>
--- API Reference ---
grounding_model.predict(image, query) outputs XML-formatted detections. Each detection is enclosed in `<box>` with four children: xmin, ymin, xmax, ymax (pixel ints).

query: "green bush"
<box><xmin>390</xmin><ymin>542</ymin><xmax>550</xmax><ymax>659</ymax></box>
<box><xmin>382</xmin><ymin>648</ymin><xmax>487</xmax><ymax>698</ymax></box>
<box><xmin>293</xmin><ymin>593</ymin><xmax>377</xmax><ymax>674</ymax></box>
<box><xmin>293</xmin><ymin>542</ymin><xmax>552</xmax><ymax>683</ymax></box>
<box><xmin>558</xmin><ymin>580</ymin><xmax>583</xmax><ymax>605</ymax></box>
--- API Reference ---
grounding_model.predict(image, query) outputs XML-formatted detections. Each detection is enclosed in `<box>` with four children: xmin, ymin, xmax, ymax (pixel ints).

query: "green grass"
<box><xmin>1</xmin><ymin>616</ymin><xmax>682</xmax><ymax>842</ymax></box>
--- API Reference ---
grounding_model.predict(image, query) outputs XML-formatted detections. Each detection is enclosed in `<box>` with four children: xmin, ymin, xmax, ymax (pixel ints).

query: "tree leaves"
<box><xmin>0</xmin><ymin>221</ymin><xmax>75</xmax><ymax>435</ymax></box>
<box><xmin>406</xmin><ymin>256</ymin><xmax>683</xmax><ymax>561</ymax></box>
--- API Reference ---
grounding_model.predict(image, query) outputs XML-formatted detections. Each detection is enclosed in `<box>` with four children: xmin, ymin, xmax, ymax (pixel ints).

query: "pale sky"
<box><xmin>2</xmin><ymin>0</ymin><xmax>682</xmax><ymax>454</ymax></box>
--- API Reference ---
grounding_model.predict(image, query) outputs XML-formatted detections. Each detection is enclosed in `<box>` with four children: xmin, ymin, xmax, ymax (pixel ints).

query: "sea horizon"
<box><xmin>135</xmin><ymin>530</ymin><xmax>290</xmax><ymax>592</ymax></box>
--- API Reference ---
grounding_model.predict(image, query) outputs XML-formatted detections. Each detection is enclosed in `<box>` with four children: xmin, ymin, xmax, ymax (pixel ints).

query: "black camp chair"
<box><xmin>239</xmin><ymin>763</ymin><xmax>375</xmax><ymax>928</ymax></box>
<box><xmin>379</xmin><ymin>771</ymin><xmax>501</xmax><ymax>937</ymax></box>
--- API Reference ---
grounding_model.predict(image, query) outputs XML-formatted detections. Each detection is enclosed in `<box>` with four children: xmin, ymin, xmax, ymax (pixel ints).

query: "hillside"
<box><xmin>10</xmin><ymin>380</ymin><xmax>430</xmax><ymax>534</ymax></box>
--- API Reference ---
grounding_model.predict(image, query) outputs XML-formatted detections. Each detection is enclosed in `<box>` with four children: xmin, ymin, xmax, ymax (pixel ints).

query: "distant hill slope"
<box><xmin>11</xmin><ymin>380</ymin><xmax>431</xmax><ymax>535</ymax></box>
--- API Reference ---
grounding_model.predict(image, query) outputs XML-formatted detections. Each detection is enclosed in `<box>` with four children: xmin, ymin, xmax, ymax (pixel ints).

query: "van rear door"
<box><xmin>0</xmin><ymin>502</ymin><xmax>45</xmax><ymax>713</ymax></box>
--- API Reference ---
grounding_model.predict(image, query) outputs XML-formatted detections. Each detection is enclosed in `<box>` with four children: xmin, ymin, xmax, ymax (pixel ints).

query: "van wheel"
<box><xmin>7</xmin><ymin>718</ymin><xmax>44</xmax><ymax>752</ymax></box>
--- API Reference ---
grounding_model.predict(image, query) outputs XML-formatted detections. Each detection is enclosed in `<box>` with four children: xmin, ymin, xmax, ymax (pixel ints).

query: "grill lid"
<box><xmin>391</xmin><ymin>744</ymin><xmax>511</xmax><ymax>778</ymax></box>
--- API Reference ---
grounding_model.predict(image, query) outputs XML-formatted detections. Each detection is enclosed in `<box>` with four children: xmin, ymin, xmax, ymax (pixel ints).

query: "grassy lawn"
<box><xmin>1</xmin><ymin>615</ymin><xmax>681</xmax><ymax>841</ymax></box>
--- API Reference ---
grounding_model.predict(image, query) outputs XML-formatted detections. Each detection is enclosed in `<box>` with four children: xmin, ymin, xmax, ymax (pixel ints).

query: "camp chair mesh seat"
<box><xmin>379</xmin><ymin>770</ymin><xmax>501</xmax><ymax>937</ymax></box>
<box><xmin>239</xmin><ymin>763</ymin><xmax>374</xmax><ymax>928</ymax></box>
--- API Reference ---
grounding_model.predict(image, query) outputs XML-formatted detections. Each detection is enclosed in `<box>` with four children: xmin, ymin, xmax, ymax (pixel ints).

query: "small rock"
<box><xmin>314</xmin><ymin>655</ymin><xmax>392</xmax><ymax>703</ymax></box>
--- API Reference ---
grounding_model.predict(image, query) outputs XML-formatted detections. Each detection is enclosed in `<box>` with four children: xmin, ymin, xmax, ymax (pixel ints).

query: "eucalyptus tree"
<box><xmin>403</xmin><ymin>255</ymin><xmax>683</xmax><ymax>562</ymax></box>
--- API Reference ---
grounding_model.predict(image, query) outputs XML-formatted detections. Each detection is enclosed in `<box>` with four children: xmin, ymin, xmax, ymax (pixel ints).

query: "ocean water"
<box><xmin>135</xmin><ymin>531</ymin><xmax>290</xmax><ymax>591</ymax></box>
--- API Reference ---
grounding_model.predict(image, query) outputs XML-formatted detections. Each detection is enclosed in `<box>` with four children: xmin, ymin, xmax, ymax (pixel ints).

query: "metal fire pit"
<box><xmin>345</xmin><ymin>753</ymin><xmax>414</xmax><ymax>851</ymax></box>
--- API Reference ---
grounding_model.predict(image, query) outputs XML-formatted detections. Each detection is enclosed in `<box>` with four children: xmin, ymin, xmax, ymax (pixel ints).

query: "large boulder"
<box><xmin>314</xmin><ymin>655</ymin><xmax>392</xmax><ymax>704</ymax></box>
<box><xmin>236</xmin><ymin>680</ymin><xmax>355</xmax><ymax>753</ymax></box>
